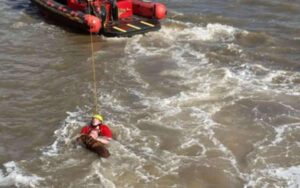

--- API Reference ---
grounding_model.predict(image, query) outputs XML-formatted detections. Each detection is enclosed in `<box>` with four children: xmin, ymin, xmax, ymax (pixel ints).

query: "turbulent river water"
<box><xmin>0</xmin><ymin>0</ymin><xmax>300</xmax><ymax>187</ymax></box>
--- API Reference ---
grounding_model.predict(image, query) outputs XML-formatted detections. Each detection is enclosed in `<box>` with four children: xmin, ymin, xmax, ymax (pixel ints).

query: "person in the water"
<box><xmin>77</xmin><ymin>114</ymin><xmax>112</xmax><ymax>157</ymax></box>
<box><xmin>81</xmin><ymin>114</ymin><xmax>112</xmax><ymax>143</ymax></box>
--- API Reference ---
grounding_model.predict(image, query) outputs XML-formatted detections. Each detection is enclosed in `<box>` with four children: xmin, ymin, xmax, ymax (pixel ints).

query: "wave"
<box><xmin>7</xmin><ymin>19</ymin><xmax>299</xmax><ymax>187</ymax></box>
<box><xmin>0</xmin><ymin>161</ymin><xmax>43</xmax><ymax>188</ymax></box>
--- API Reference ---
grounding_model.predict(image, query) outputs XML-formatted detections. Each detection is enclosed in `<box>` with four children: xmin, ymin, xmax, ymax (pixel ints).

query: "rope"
<box><xmin>87</xmin><ymin>0</ymin><xmax>99</xmax><ymax>114</ymax></box>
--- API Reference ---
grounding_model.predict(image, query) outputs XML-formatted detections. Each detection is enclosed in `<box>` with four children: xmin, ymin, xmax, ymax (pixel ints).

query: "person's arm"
<box><xmin>96</xmin><ymin>136</ymin><xmax>111</xmax><ymax>144</ymax></box>
<box><xmin>75</xmin><ymin>134</ymin><xmax>83</xmax><ymax>142</ymax></box>
<box><xmin>76</xmin><ymin>125</ymin><xmax>89</xmax><ymax>142</ymax></box>
<box><xmin>98</xmin><ymin>125</ymin><xmax>113</xmax><ymax>144</ymax></box>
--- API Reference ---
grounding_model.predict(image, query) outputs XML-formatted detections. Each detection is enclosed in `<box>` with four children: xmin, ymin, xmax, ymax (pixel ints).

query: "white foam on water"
<box><xmin>11</xmin><ymin>21</ymin><xmax>28</xmax><ymax>29</ymax></box>
<box><xmin>227</xmin><ymin>43</ymin><xmax>244</xmax><ymax>54</ymax></box>
<box><xmin>29</xmin><ymin>22</ymin><xmax>65</xmax><ymax>36</ymax></box>
<box><xmin>245</xmin><ymin>165</ymin><xmax>300</xmax><ymax>188</ymax></box>
<box><xmin>100</xmin><ymin>36</ymin><xmax>128</xmax><ymax>42</ymax></box>
<box><xmin>163</xmin><ymin>19</ymin><xmax>248</xmax><ymax>42</ymax></box>
<box><xmin>124</xmin><ymin>21</ymin><xmax>248</xmax><ymax>60</ymax></box>
<box><xmin>180</xmin><ymin>23</ymin><xmax>246</xmax><ymax>42</ymax></box>
<box><xmin>119</xmin><ymin>20</ymin><xmax>300</xmax><ymax>187</ymax></box>
<box><xmin>83</xmin><ymin>161</ymin><xmax>116</xmax><ymax>188</ymax></box>
<box><xmin>115</xmin><ymin>21</ymin><xmax>253</xmax><ymax>182</ymax></box>
<box><xmin>225</xmin><ymin>64</ymin><xmax>300</xmax><ymax>187</ymax></box>
<box><xmin>79</xmin><ymin>20</ymin><xmax>300</xmax><ymax>187</ymax></box>
<box><xmin>254</xmin><ymin>122</ymin><xmax>300</xmax><ymax>157</ymax></box>
<box><xmin>271</xmin><ymin>124</ymin><xmax>297</xmax><ymax>145</ymax></box>
<box><xmin>122</xmin><ymin>59</ymin><xmax>150</xmax><ymax>89</ymax></box>
<box><xmin>42</xmin><ymin>108</ymin><xmax>86</xmax><ymax>156</ymax></box>
<box><xmin>180</xmin><ymin>138</ymin><xmax>207</xmax><ymax>156</ymax></box>
<box><xmin>168</xmin><ymin>9</ymin><xmax>185</xmax><ymax>19</ymax></box>
<box><xmin>0</xmin><ymin>161</ymin><xmax>44</xmax><ymax>188</ymax></box>
<box><xmin>22</xmin><ymin>17</ymin><xmax>299</xmax><ymax>187</ymax></box>
<box><xmin>273</xmin><ymin>166</ymin><xmax>300</xmax><ymax>188</ymax></box>
<box><xmin>83</xmin><ymin>141</ymin><xmax>166</xmax><ymax>185</ymax></box>
<box><xmin>226</xmin><ymin>63</ymin><xmax>300</xmax><ymax>97</ymax></box>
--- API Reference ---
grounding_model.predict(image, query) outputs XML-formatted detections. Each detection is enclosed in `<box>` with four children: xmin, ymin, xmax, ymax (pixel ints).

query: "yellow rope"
<box><xmin>88</xmin><ymin>0</ymin><xmax>99</xmax><ymax>114</ymax></box>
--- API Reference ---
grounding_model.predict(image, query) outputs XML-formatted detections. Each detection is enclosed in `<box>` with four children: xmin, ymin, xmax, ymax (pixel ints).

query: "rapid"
<box><xmin>0</xmin><ymin>0</ymin><xmax>300</xmax><ymax>187</ymax></box>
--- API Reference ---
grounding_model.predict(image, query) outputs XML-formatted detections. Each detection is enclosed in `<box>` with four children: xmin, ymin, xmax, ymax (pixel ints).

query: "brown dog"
<box><xmin>79</xmin><ymin>135</ymin><xmax>110</xmax><ymax>158</ymax></box>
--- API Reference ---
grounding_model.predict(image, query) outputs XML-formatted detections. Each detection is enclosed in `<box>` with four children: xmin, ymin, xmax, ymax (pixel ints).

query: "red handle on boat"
<box><xmin>84</xmin><ymin>15</ymin><xmax>102</xmax><ymax>33</ymax></box>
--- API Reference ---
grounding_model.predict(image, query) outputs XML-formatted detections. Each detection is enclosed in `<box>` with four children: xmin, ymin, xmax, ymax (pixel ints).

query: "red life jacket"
<box><xmin>80</xmin><ymin>124</ymin><xmax>112</xmax><ymax>138</ymax></box>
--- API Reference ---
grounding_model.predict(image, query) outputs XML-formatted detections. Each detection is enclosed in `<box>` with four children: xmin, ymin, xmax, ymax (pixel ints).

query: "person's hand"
<box><xmin>97</xmin><ymin>137</ymin><xmax>110</xmax><ymax>145</ymax></box>
<box><xmin>76</xmin><ymin>135</ymin><xmax>82</xmax><ymax>143</ymax></box>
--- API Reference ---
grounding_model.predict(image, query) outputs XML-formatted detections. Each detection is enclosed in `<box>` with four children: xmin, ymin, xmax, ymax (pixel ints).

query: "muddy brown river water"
<box><xmin>0</xmin><ymin>0</ymin><xmax>300</xmax><ymax>187</ymax></box>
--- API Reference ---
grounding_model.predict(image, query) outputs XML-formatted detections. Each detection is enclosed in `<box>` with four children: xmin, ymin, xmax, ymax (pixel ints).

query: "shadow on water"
<box><xmin>4</xmin><ymin>0</ymin><xmax>40</xmax><ymax>19</ymax></box>
<box><xmin>5</xmin><ymin>0</ymin><xmax>87</xmax><ymax>34</ymax></box>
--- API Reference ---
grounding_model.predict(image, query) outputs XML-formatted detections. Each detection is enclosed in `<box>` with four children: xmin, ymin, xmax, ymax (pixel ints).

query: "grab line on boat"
<box><xmin>127</xmin><ymin>24</ymin><xmax>141</xmax><ymax>30</ymax></box>
<box><xmin>113</xmin><ymin>26</ymin><xmax>127</xmax><ymax>33</ymax></box>
<box><xmin>140</xmin><ymin>21</ymin><xmax>154</xmax><ymax>27</ymax></box>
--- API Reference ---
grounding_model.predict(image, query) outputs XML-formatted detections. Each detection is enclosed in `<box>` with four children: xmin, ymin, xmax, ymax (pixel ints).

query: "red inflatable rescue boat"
<box><xmin>30</xmin><ymin>0</ymin><xmax>167</xmax><ymax>37</ymax></box>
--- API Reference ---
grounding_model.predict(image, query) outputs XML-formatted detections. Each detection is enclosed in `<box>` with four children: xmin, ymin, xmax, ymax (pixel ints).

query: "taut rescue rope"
<box><xmin>88</xmin><ymin>0</ymin><xmax>99</xmax><ymax>114</ymax></box>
